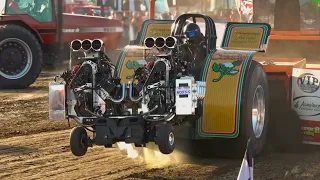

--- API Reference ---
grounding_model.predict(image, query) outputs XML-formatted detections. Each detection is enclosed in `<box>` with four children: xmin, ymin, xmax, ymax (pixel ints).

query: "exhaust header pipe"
<box><xmin>165</xmin><ymin>36</ymin><xmax>177</xmax><ymax>48</ymax></box>
<box><xmin>70</xmin><ymin>39</ymin><xmax>82</xmax><ymax>51</ymax></box>
<box><xmin>144</xmin><ymin>37</ymin><xmax>155</xmax><ymax>48</ymax></box>
<box><xmin>81</xmin><ymin>39</ymin><xmax>92</xmax><ymax>51</ymax></box>
<box><xmin>143</xmin><ymin>36</ymin><xmax>177</xmax><ymax>49</ymax></box>
<box><xmin>155</xmin><ymin>37</ymin><xmax>165</xmax><ymax>48</ymax></box>
<box><xmin>70</xmin><ymin>39</ymin><xmax>105</xmax><ymax>52</ymax></box>
<box><xmin>92</xmin><ymin>39</ymin><xmax>104</xmax><ymax>51</ymax></box>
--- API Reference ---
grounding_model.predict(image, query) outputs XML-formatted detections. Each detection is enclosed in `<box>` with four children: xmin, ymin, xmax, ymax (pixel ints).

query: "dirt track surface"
<box><xmin>2</xmin><ymin>70</ymin><xmax>320</xmax><ymax>179</ymax></box>
<box><xmin>0</xmin><ymin>76</ymin><xmax>74</xmax><ymax>139</ymax></box>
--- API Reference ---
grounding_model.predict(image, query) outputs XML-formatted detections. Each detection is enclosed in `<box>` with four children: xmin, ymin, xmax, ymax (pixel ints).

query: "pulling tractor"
<box><xmin>0</xmin><ymin>0</ymin><xmax>122</xmax><ymax>89</ymax></box>
<box><xmin>48</xmin><ymin>0</ymin><xmax>319</xmax><ymax>158</ymax></box>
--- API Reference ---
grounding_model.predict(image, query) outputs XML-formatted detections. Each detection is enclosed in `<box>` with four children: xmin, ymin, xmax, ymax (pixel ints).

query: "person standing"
<box><xmin>131</xmin><ymin>12</ymin><xmax>143</xmax><ymax>38</ymax></box>
<box><xmin>121</xmin><ymin>12</ymin><xmax>131</xmax><ymax>47</ymax></box>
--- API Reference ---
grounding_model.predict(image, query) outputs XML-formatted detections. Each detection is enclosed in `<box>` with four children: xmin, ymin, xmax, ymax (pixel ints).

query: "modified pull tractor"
<box><xmin>49</xmin><ymin>37</ymin><xmax>206</xmax><ymax>156</ymax></box>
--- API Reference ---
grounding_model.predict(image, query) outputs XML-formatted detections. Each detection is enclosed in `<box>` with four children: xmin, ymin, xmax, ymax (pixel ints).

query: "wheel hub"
<box><xmin>169</xmin><ymin>132</ymin><xmax>175</xmax><ymax>146</ymax></box>
<box><xmin>0</xmin><ymin>38</ymin><xmax>32</xmax><ymax>79</ymax></box>
<box><xmin>252</xmin><ymin>85</ymin><xmax>266</xmax><ymax>139</ymax></box>
<box><xmin>1</xmin><ymin>47</ymin><xmax>24</xmax><ymax>67</ymax></box>
<box><xmin>80</xmin><ymin>134</ymin><xmax>87</xmax><ymax>148</ymax></box>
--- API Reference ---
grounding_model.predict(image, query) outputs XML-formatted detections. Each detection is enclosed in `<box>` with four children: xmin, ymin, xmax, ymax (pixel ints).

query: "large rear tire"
<box><xmin>236</xmin><ymin>60</ymin><xmax>270</xmax><ymax>157</ymax></box>
<box><xmin>0</xmin><ymin>24</ymin><xmax>42</xmax><ymax>89</ymax></box>
<box><xmin>217</xmin><ymin>60</ymin><xmax>270</xmax><ymax>158</ymax></box>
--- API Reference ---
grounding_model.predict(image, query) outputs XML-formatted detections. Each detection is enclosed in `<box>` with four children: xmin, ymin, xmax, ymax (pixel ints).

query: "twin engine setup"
<box><xmin>49</xmin><ymin>37</ymin><xmax>206</xmax><ymax>155</ymax></box>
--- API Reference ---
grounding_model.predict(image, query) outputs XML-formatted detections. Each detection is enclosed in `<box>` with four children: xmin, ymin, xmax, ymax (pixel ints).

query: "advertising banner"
<box><xmin>292</xmin><ymin>68</ymin><xmax>320</xmax><ymax>145</ymax></box>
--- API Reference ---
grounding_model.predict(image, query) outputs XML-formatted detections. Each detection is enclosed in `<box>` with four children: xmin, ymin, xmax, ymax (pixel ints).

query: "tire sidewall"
<box><xmin>156</xmin><ymin>123</ymin><xmax>175</xmax><ymax>154</ymax></box>
<box><xmin>70</xmin><ymin>127</ymin><xmax>88</xmax><ymax>156</ymax></box>
<box><xmin>241</xmin><ymin>61</ymin><xmax>270</xmax><ymax>156</ymax></box>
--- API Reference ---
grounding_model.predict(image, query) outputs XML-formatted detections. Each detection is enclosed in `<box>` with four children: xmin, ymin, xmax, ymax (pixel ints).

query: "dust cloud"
<box><xmin>116</xmin><ymin>142</ymin><xmax>191</xmax><ymax>169</ymax></box>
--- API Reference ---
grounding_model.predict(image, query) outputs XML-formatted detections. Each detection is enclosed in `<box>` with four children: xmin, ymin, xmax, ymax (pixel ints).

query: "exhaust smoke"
<box><xmin>116</xmin><ymin>142</ymin><xmax>190</xmax><ymax>168</ymax></box>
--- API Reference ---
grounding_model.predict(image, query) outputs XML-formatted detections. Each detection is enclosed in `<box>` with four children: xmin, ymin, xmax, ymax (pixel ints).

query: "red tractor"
<box><xmin>0</xmin><ymin>0</ymin><xmax>123</xmax><ymax>89</ymax></box>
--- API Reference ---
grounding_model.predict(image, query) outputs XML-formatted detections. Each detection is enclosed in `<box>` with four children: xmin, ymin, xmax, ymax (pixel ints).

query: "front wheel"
<box><xmin>155</xmin><ymin>123</ymin><xmax>175</xmax><ymax>154</ymax></box>
<box><xmin>70</xmin><ymin>127</ymin><xmax>88</xmax><ymax>156</ymax></box>
<box><xmin>0</xmin><ymin>24</ymin><xmax>42</xmax><ymax>89</ymax></box>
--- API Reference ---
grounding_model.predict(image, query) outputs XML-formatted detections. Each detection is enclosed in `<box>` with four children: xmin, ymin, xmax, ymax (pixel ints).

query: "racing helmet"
<box><xmin>183</xmin><ymin>22</ymin><xmax>201</xmax><ymax>41</ymax></box>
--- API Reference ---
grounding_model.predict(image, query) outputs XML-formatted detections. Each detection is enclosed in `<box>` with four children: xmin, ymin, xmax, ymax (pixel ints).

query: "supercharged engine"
<box><xmin>49</xmin><ymin>37</ymin><xmax>206</xmax><ymax>156</ymax></box>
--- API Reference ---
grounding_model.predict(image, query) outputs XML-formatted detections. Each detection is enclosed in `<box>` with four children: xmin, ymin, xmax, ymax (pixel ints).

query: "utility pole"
<box><xmin>57</xmin><ymin>0</ymin><xmax>64</xmax><ymax>64</ymax></box>
<box><xmin>149</xmin><ymin>0</ymin><xmax>156</xmax><ymax>19</ymax></box>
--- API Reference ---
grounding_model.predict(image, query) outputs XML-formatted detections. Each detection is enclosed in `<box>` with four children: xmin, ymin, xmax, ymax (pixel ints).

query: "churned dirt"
<box><xmin>0</xmin><ymin>76</ymin><xmax>75</xmax><ymax>139</ymax></box>
<box><xmin>1</xmin><ymin>68</ymin><xmax>320</xmax><ymax>180</ymax></box>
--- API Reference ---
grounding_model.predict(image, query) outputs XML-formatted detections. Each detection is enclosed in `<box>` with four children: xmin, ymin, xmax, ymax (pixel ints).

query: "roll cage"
<box><xmin>171</xmin><ymin>14</ymin><xmax>217</xmax><ymax>54</ymax></box>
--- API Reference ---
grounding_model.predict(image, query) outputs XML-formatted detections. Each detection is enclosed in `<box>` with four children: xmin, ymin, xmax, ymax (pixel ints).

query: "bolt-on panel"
<box><xmin>221</xmin><ymin>22</ymin><xmax>271</xmax><ymax>52</ymax></box>
<box><xmin>197</xmin><ymin>49</ymin><xmax>255</xmax><ymax>138</ymax></box>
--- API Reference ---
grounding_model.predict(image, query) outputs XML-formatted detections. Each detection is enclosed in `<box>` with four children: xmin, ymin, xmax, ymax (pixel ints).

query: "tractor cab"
<box><xmin>4</xmin><ymin>0</ymin><xmax>54</xmax><ymax>22</ymax></box>
<box><xmin>0</xmin><ymin>0</ymin><xmax>123</xmax><ymax>89</ymax></box>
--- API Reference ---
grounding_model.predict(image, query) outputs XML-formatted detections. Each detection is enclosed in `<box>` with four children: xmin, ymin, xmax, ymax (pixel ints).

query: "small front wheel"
<box><xmin>155</xmin><ymin>123</ymin><xmax>175</xmax><ymax>154</ymax></box>
<box><xmin>70</xmin><ymin>127</ymin><xmax>88</xmax><ymax>156</ymax></box>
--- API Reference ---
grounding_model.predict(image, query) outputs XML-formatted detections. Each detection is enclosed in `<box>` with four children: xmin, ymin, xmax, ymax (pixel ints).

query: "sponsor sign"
<box><xmin>292</xmin><ymin>68</ymin><xmax>320</xmax><ymax>144</ymax></box>
<box><xmin>176</xmin><ymin>87</ymin><xmax>191</xmax><ymax>95</ymax></box>
<box><xmin>144</xmin><ymin>24</ymin><xmax>172</xmax><ymax>38</ymax></box>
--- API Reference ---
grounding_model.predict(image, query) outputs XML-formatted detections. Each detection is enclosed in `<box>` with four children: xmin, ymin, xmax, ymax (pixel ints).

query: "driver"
<box><xmin>182</xmin><ymin>22</ymin><xmax>207</xmax><ymax>79</ymax></box>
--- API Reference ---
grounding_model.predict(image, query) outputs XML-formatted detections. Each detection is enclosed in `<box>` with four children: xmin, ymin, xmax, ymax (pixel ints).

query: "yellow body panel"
<box><xmin>198</xmin><ymin>49</ymin><xmax>254</xmax><ymax>137</ymax></box>
<box><xmin>202</xmin><ymin>59</ymin><xmax>241</xmax><ymax>133</ymax></box>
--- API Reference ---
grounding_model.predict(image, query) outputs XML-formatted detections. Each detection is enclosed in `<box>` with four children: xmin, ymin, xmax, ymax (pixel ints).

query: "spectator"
<box><xmin>171</xmin><ymin>8</ymin><xmax>179</xmax><ymax>19</ymax></box>
<box><xmin>120</xmin><ymin>11</ymin><xmax>131</xmax><ymax>47</ymax></box>
<box><xmin>230</xmin><ymin>10</ymin><xmax>240</xmax><ymax>22</ymax></box>
<box><xmin>219</xmin><ymin>10</ymin><xmax>229</xmax><ymax>22</ymax></box>
<box><xmin>116</xmin><ymin>12</ymin><xmax>123</xmax><ymax>20</ymax></box>
<box><xmin>94</xmin><ymin>9</ymin><xmax>101</xmax><ymax>16</ymax></box>
<box><xmin>211</xmin><ymin>9</ymin><xmax>220</xmax><ymax>21</ymax></box>
<box><xmin>160</xmin><ymin>12</ymin><xmax>172</xmax><ymax>20</ymax></box>
<box><xmin>86</xmin><ymin>9</ymin><xmax>95</xmax><ymax>16</ymax></box>
<box><xmin>131</xmin><ymin>12</ymin><xmax>143</xmax><ymax>37</ymax></box>
<box><xmin>108</xmin><ymin>11</ymin><xmax>118</xmax><ymax>19</ymax></box>
<box><xmin>142</xmin><ymin>11</ymin><xmax>148</xmax><ymax>21</ymax></box>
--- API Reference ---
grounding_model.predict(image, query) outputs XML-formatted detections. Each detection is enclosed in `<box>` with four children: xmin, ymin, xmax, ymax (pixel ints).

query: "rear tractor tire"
<box><xmin>235</xmin><ymin>60</ymin><xmax>270</xmax><ymax>157</ymax></box>
<box><xmin>70</xmin><ymin>127</ymin><xmax>88</xmax><ymax>156</ymax></box>
<box><xmin>0</xmin><ymin>24</ymin><xmax>42</xmax><ymax>89</ymax></box>
<box><xmin>155</xmin><ymin>123</ymin><xmax>175</xmax><ymax>154</ymax></box>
